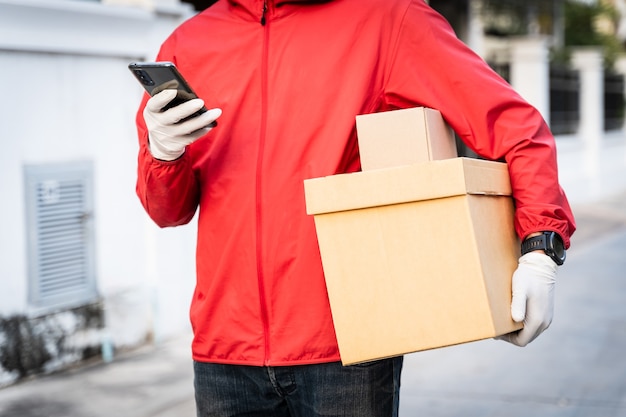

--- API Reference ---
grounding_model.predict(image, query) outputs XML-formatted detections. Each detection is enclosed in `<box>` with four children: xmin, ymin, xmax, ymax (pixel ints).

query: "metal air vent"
<box><xmin>24</xmin><ymin>161</ymin><xmax>98</xmax><ymax>309</ymax></box>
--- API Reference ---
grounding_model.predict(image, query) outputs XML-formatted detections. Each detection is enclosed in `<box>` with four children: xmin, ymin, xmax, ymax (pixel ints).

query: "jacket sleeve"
<box><xmin>134</xmin><ymin>39</ymin><xmax>200</xmax><ymax>228</ymax></box>
<box><xmin>383</xmin><ymin>1</ymin><xmax>576</xmax><ymax>248</ymax></box>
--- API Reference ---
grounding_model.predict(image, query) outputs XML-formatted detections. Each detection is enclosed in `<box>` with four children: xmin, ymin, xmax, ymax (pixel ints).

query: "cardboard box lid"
<box><xmin>304</xmin><ymin>157</ymin><xmax>511</xmax><ymax>215</ymax></box>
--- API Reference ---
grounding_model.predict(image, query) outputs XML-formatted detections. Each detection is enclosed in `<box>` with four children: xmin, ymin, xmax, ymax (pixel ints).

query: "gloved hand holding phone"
<box><xmin>497</xmin><ymin>252</ymin><xmax>557</xmax><ymax>347</ymax></box>
<box><xmin>144</xmin><ymin>89</ymin><xmax>222</xmax><ymax>161</ymax></box>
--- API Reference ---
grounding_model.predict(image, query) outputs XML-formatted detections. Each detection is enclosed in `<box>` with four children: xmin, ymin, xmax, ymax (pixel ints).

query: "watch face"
<box><xmin>548</xmin><ymin>232</ymin><xmax>566</xmax><ymax>265</ymax></box>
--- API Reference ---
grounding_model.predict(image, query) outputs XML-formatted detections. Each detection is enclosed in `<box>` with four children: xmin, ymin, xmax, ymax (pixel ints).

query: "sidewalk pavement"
<box><xmin>0</xmin><ymin>191</ymin><xmax>625</xmax><ymax>417</ymax></box>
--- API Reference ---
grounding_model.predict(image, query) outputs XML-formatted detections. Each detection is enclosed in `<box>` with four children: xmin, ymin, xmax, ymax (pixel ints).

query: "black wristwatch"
<box><xmin>521</xmin><ymin>231</ymin><xmax>566</xmax><ymax>265</ymax></box>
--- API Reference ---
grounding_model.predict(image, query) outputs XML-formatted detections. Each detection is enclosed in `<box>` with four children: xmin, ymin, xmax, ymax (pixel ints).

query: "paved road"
<box><xmin>0</xmin><ymin>192</ymin><xmax>625</xmax><ymax>417</ymax></box>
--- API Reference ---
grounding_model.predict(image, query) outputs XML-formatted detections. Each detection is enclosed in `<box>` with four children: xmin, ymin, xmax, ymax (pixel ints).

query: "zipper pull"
<box><xmin>261</xmin><ymin>1</ymin><xmax>268</xmax><ymax>25</ymax></box>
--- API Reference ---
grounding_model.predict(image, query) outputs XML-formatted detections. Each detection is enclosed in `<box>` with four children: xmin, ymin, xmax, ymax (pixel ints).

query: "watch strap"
<box><xmin>521</xmin><ymin>231</ymin><xmax>566</xmax><ymax>265</ymax></box>
<box><xmin>521</xmin><ymin>234</ymin><xmax>548</xmax><ymax>256</ymax></box>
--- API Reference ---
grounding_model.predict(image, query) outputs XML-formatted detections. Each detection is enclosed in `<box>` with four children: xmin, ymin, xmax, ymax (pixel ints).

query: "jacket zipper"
<box><xmin>256</xmin><ymin>0</ymin><xmax>271</xmax><ymax>366</ymax></box>
<box><xmin>260</xmin><ymin>0</ymin><xmax>268</xmax><ymax>25</ymax></box>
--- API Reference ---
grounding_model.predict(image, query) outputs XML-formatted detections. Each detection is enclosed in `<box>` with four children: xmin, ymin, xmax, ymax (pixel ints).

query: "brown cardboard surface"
<box><xmin>304</xmin><ymin>158</ymin><xmax>522</xmax><ymax>365</ymax></box>
<box><xmin>356</xmin><ymin>107</ymin><xmax>457</xmax><ymax>171</ymax></box>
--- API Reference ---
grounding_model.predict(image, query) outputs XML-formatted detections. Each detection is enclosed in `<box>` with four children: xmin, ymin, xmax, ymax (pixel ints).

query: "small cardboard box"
<box><xmin>304</xmin><ymin>158</ymin><xmax>522</xmax><ymax>365</ymax></box>
<box><xmin>356</xmin><ymin>107</ymin><xmax>458</xmax><ymax>170</ymax></box>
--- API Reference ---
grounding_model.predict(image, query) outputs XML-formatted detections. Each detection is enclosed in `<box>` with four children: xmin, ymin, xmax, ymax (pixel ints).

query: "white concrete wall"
<box><xmin>509</xmin><ymin>37</ymin><xmax>551</xmax><ymax>122</ymax></box>
<box><xmin>558</xmin><ymin>50</ymin><xmax>626</xmax><ymax>206</ymax></box>
<box><xmin>0</xmin><ymin>0</ymin><xmax>199</xmax><ymax>367</ymax></box>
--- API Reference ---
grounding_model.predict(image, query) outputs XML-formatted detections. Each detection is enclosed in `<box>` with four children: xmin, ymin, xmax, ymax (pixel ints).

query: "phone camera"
<box><xmin>134</xmin><ymin>69</ymin><xmax>155</xmax><ymax>86</ymax></box>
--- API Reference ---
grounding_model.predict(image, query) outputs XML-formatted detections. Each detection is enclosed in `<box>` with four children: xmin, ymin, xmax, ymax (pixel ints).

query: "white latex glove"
<box><xmin>143</xmin><ymin>89</ymin><xmax>221</xmax><ymax>161</ymax></box>
<box><xmin>497</xmin><ymin>252</ymin><xmax>557</xmax><ymax>347</ymax></box>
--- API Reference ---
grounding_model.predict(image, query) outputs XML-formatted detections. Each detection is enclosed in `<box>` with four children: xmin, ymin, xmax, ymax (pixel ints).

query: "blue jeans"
<box><xmin>193</xmin><ymin>357</ymin><xmax>403</xmax><ymax>417</ymax></box>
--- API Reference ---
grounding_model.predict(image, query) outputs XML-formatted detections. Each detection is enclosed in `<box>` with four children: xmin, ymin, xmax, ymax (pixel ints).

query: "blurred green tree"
<box><xmin>563</xmin><ymin>0</ymin><xmax>623</xmax><ymax>67</ymax></box>
<box><xmin>432</xmin><ymin>0</ymin><xmax>624</xmax><ymax>68</ymax></box>
<box><xmin>479</xmin><ymin>0</ymin><xmax>562</xmax><ymax>37</ymax></box>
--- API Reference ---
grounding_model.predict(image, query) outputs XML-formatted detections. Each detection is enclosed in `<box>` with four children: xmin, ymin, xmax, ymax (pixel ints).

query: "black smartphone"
<box><xmin>128</xmin><ymin>61</ymin><xmax>214</xmax><ymax>125</ymax></box>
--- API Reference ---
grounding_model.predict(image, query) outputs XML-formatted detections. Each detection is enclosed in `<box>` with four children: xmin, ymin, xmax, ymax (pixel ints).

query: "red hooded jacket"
<box><xmin>135</xmin><ymin>0</ymin><xmax>576</xmax><ymax>366</ymax></box>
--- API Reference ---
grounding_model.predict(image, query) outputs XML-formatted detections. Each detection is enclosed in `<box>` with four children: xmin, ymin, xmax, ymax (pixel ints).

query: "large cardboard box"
<box><xmin>356</xmin><ymin>107</ymin><xmax>458</xmax><ymax>170</ymax></box>
<box><xmin>304</xmin><ymin>158</ymin><xmax>522</xmax><ymax>365</ymax></box>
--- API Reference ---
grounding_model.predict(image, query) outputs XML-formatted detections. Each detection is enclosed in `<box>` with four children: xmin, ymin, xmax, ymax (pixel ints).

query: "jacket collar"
<box><xmin>228</xmin><ymin>0</ymin><xmax>330</xmax><ymax>20</ymax></box>
<box><xmin>230</xmin><ymin>0</ymin><xmax>316</xmax><ymax>5</ymax></box>
<box><xmin>229</xmin><ymin>0</ymin><xmax>314</xmax><ymax>9</ymax></box>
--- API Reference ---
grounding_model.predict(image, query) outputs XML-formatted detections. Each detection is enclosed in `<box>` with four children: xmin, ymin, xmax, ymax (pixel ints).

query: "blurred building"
<box><xmin>0</xmin><ymin>0</ymin><xmax>625</xmax><ymax>387</ymax></box>
<box><xmin>0</xmin><ymin>0</ymin><xmax>200</xmax><ymax>387</ymax></box>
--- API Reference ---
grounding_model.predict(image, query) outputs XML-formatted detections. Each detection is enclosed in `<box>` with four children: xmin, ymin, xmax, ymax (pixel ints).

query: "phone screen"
<box><xmin>128</xmin><ymin>62</ymin><xmax>211</xmax><ymax>122</ymax></box>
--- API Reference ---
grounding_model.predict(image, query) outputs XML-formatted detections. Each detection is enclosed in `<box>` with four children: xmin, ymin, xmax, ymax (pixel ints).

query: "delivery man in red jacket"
<box><xmin>134</xmin><ymin>0</ymin><xmax>576</xmax><ymax>416</ymax></box>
